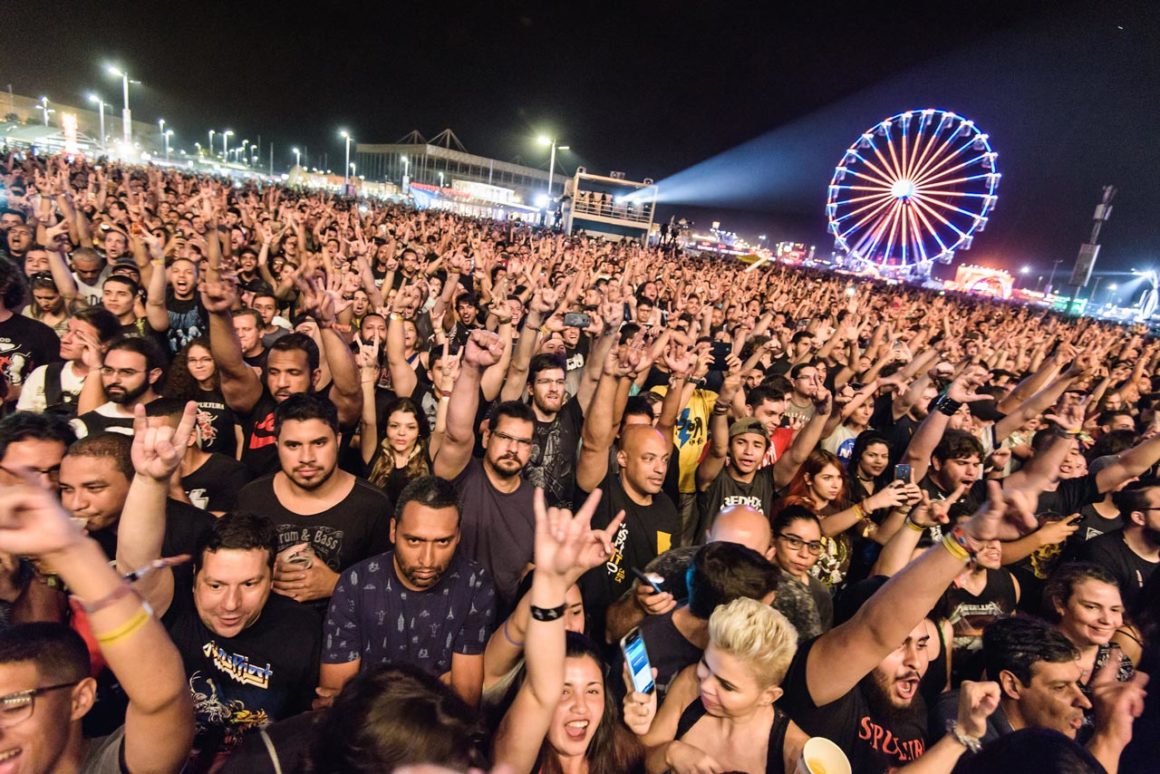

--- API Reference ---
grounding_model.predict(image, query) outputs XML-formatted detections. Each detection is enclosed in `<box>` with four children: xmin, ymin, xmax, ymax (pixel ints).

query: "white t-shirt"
<box><xmin>15</xmin><ymin>361</ymin><xmax>87</xmax><ymax>413</ymax></box>
<box><xmin>73</xmin><ymin>266</ymin><xmax>112</xmax><ymax>307</ymax></box>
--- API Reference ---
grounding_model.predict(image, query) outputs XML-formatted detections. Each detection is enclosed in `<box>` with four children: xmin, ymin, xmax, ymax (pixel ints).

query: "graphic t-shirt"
<box><xmin>578</xmin><ymin>468</ymin><xmax>680</xmax><ymax>622</ymax></box>
<box><xmin>780</xmin><ymin>638</ymin><xmax>927</xmax><ymax>773</ymax></box>
<box><xmin>695</xmin><ymin>467</ymin><xmax>777</xmax><ymax>538</ymax></box>
<box><xmin>525</xmin><ymin>395</ymin><xmax>584</xmax><ymax>507</ymax></box>
<box><xmin>934</xmin><ymin>568</ymin><xmax>1018</xmax><ymax>685</ymax></box>
<box><xmin>163</xmin><ymin>578</ymin><xmax>320</xmax><ymax>762</ymax></box>
<box><xmin>184</xmin><ymin>453</ymin><xmax>252</xmax><ymax>513</ymax></box>
<box><xmin>322</xmin><ymin>550</ymin><xmax>495</xmax><ymax>678</ymax></box>
<box><xmin>1078</xmin><ymin>531</ymin><xmax>1158</xmax><ymax>610</ymax></box>
<box><xmin>194</xmin><ymin>389</ymin><xmax>240</xmax><ymax>458</ymax></box>
<box><xmin>238</xmin><ymin>392</ymin><xmax>280</xmax><ymax>478</ymax></box>
<box><xmin>166</xmin><ymin>293</ymin><xmax>207</xmax><ymax>353</ymax></box>
<box><xmin>235</xmin><ymin>475</ymin><xmax>393</xmax><ymax>607</ymax></box>
<box><xmin>0</xmin><ymin>312</ymin><xmax>60</xmax><ymax>403</ymax></box>
<box><xmin>651</xmin><ymin>386</ymin><xmax>717</xmax><ymax>494</ymax></box>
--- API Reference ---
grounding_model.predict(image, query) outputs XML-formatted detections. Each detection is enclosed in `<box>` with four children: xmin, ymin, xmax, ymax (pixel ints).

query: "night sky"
<box><xmin>3</xmin><ymin>0</ymin><xmax>1158</xmax><ymax>276</ymax></box>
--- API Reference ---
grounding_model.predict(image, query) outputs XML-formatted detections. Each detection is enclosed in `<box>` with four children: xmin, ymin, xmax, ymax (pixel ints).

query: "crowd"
<box><xmin>0</xmin><ymin>149</ymin><xmax>1155</xmax><ymax>774</ymax></box>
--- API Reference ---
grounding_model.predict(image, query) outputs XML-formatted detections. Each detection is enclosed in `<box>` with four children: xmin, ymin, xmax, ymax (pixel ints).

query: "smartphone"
<box><xmin>710</xmin><ymin>341</ymin><xmax>731</xmax><ymax>371</ymax></box>
<box><xmin>893</xmin><ymin>463</ymin><xmax>912</xmax><ymax>482</ymax></box>
<box><xmin>630</xmin><ymin>567</ymin><xmax>664</xmax><ymax>595</ymax></box>
<box><xmin>563</xmin><ymin>312</ymin><xmax>591</xmax><ymax>329</ymax></box>
<box><xmin>620</xmin><ymin>628</ymin><xmax>655</xmax><ymax>695</ymax></box>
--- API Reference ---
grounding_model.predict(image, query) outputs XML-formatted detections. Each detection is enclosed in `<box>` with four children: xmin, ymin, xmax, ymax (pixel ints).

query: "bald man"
<box><xmin>575</xmin><ymin>360</ymin><xmax>682</xmax><ymax>638</ymax></box>
<box><xmin>708</xmin><ymin>503</ymin><xmax>775</xmax><ymax>559</ymax></box>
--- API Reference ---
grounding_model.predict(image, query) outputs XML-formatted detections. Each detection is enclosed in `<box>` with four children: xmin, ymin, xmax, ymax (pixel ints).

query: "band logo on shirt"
<box><xmin>858</xmin><ymin>715</ymin><xmax>924</xmax><ymax>763</ymax></box>
<box><xmin>202</xmin><ymin>641</ymin><xmax>273</xmax><ymax>689</ymax></box>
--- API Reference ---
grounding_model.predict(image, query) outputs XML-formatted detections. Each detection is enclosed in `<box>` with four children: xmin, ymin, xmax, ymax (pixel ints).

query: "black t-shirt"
<box><xmin>452</xmin><ymin>458</ymin><xmax>535</xmax><ymax>611</ymax></box>
<box><xmin>184</xmin><ymin>453</ymin><xmax>252</xmax><ymax>513</ymax></box>
<box><xmin>780</xmin><ymin>637</ymin><xmax>927</xmax><ymax>773</ymax></box>
<box><xmin>637</xmin><ymin>609</ymin><xmax>703</xmax><ymax>702</ymax></box>
<box><xmin>0</xmin><ymin>312</ymin><xmax>59</xmax><ymax>402</ymax></box>
<box><xmin>89</xmin><ymin>499</ymin><xmax>213</xmax><ymax>590</ymax></box>
<box><xmin>235</xmin><ymin>474</ymin><xmax>393</xmax><ymax>603</ymax></box>
<box><xmin>166</xmin><ymin>293</ymin><xmax>207</xmax><ymax>353</ymax></box>
<box><xmin>695</xmin><ymin>467</ymin><xmax>777</xmax><ymax>539</ymax></box>
<box><xmin>195</xmin><ymin>389</ymin><xmax>240</xmax><ymax>458</ymax></box>
<box><xmin>1014</xmin><ymin>474</ymin><xmax>1103</xmax><ymax>582</ymax></box>
<box><xmin>1078</xmin><ymin>531</ymin><xmax>1159</xmax><ymax>610</ymax></box>
<box><xmin>578</xmin><ymin>468</ymin><xmax>680</xmax><ymax>624</ymax></box>
<box><xmin>525</xmin><ymin>395</ymin><xmax>584</xmax><ymax>507</ymax></box>
<box><xmin>238</xmin><ymin>392</ymin><xmax>280</xmax><ymax>478</ymax></box>
<box><xmin>162</xmin><ymin>575</ymin><xmax>321</xmax><ymax>760</ymax></box>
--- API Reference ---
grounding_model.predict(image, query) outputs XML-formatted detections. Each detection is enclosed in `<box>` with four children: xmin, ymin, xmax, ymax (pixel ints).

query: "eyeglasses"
<box><xmin>492</xmin><ymin>430</ymin><xmax>533</xmax><ymax>448</ymax></box>
<box><xmin>777</xmin><ymin>533</ymin><xmax>823</xmax><ymax>555</ymax></box>
<box><xmin>0</xmin><ymin>682</ymin><xmax>80</xmax><ymax>727</ymax></box>
<box><xmin>99</xmin><ymin>366</ymin><xmax>144</xmax><ymax>378</ymax></box>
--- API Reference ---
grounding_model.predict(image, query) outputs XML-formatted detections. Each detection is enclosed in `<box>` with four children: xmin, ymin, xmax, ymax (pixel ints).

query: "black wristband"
<box><xmin>937</xmin><ymin>396</ymin><xmax>962</xmax><ymax>416</ymax></box>
<box><xmin>530</xmin><ymin>603</ymin><xmax>567</xmax><ymax>622</ymax></box>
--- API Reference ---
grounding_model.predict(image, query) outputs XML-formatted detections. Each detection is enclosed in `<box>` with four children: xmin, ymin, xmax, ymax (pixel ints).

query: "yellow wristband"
<box><xmin>941</xmin><ymin>532</ymin><xmax>970</xmax><ymax>562</ymax></box>
<box><xmin>904</xmin><ymin>517</ymin><xmax>925</xmax><ymax>533</ymax></box>
<box><xmin>94</xmin><ymin>607</ymin><xmax>151</xmax><ymax>645</ymax></box>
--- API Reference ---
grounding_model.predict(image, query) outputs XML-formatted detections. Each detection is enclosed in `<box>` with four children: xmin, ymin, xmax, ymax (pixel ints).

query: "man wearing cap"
<box><xmin>694</xmin><ymin>360</ymin><xmax>834</xmax><ymax>537</ymax></box>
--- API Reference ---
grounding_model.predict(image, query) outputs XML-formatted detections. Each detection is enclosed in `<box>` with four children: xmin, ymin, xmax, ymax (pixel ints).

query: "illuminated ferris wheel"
<box><xmin>825</xmin><ymin>109</ymin><xmax>1000</xmax><ymax>278</ymax></box>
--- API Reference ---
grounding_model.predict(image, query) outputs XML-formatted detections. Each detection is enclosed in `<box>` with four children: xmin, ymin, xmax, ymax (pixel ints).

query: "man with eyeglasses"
<box><xmin>71</xmin><ymin>335</ymin><xmax>164</xmax><ymax>438</ymax></box>
<box><xmin>433</xmin><ymin>330</ymin><xmax>537</xmax><ymax>611</ymax></box>
<box><xmin>17</xmin><ymin>307</ymin><xmax>122</xmax><ymax>418</ymax></box>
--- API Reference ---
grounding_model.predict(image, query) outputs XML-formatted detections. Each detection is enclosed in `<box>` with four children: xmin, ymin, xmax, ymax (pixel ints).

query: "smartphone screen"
<box><xmin>620</xmin><ymin>628</ymin><xmax>655</xmax><ymax>694</ymax></box>
<box><xmin>893</xmin><ymin>463</ymin><xmax>912</xmax><ymax>482</ymax></box>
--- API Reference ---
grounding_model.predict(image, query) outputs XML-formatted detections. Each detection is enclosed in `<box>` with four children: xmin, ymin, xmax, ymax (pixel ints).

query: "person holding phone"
<box><xmin>492</xmin><ymin>489</ymin><xmax>646</xmax><ymax>773</ymax></box>
<box><xmin>623</xmin><ymin>597</ymin><xmax>810</xmax><ymax>774</ymax></box>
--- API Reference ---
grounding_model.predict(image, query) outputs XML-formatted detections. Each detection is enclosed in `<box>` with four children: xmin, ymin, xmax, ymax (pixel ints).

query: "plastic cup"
<box><xmin>795</xmin><ymin>736</ymin><xmax>851</xmax><ymax>774</ymax></box>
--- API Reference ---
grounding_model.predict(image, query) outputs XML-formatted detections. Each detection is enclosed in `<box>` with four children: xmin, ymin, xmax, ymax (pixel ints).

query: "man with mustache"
<box><xmin>71</xmin><ymin>335</ymin><xmax>164</xmax><ymax>438</ymax></box>
<box><xmin>433</xmin><ymin>329</ymin><xmax>537</xmax><ymax>612</ymax></box>
<box><xmin>235</xmin><ymin>394</ymin><xmax>390</xmax><ymax>610</ymax></box>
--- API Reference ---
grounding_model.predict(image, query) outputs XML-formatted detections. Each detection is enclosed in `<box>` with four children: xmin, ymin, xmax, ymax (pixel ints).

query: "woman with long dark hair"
<box><xmin>161</xmin><ymin>337</ymin><xmax>242</xmax><ymax>457</ymax></box>
<box><xmin>493</xmin><ymin>490</ymin><xmax>644</xmax><ymax>774</ymax></box>
<box><xmin>361</xmin><ymin>395</ymin><xmax>433</xmax><ymax>506</ymax></box>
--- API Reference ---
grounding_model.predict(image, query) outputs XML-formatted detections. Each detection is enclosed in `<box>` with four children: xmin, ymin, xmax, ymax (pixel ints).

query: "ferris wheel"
<box><xmin>825</xmin><ymin>109</ymin><xmax>1000</xmax><ymax>278</ymax></box>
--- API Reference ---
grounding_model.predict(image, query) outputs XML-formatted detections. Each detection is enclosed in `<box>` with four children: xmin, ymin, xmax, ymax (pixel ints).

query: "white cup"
<box><xmin>795</xmin><ymin>736</ymin><xmax>851</xmax><ymax>774</ymax></box>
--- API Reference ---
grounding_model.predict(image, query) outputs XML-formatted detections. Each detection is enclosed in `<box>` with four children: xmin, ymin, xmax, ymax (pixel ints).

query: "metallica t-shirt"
<box><xmin>162</xmin><ymin>577</ymin><xmax>320</xmax><ymax>761</ymax></box>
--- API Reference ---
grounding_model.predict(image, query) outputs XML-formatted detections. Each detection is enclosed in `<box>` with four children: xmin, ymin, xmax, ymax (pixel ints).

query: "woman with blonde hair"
<box><xmin>624</xmin><ymin>597</ymin><xmax>811</xmax><ymax>773</ymax></box>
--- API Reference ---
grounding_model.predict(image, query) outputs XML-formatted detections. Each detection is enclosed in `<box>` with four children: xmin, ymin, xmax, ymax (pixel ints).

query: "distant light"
<box><xmin>891</xmin><ymin>179</ymin><xmax>916</xmax><ymax>199</ymax></box>
<box><xmin>1020</xmin><ymin>265</ymin><xmax>1030</xmax><ymax>275</ymax></box>
<box><xmin>537</xmin><ymin>136</ymin><xmax>551</xmax><ymax>146</ymax></box>
<box><xmin>534</xmin><ymin>194</ymin><xmax>550</xmax><ymax>208</ymax></box>
<box><xmin>1109</xmin><ymin>283</ymin><xmax>1118</xmax><ymax>290</ymax></box>
<box><xmin>558</xmin><ymin>145</ymin><xmax>570</xmax><ymax>151</ymax></box>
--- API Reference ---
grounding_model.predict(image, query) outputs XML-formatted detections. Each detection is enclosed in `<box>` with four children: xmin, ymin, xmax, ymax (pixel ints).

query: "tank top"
<box><xmin>674</xmin><ymin>699</ymin><xmax>789</xmax><ymax>773</ymax></box>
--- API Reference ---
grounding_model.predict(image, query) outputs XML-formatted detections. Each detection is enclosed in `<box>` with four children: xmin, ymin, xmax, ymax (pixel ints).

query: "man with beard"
<box><xmin>433</xmin><ymin>329</ymin><xmax>536</xmax><ymax>611</ymax></box>
<box><xmin>694</xmin><ymin>356</ymin><xmax>834</xmax><ymax>537</ymax></box>
<box><xmin>72</xmin><ymin>335</ymin><xmax>164</xmax><ymax>438</ymax></box>
<box><xmin>777</xmin><ymin>477</ymin><xmax>1051</xmax><ymax>772</ymax></box>
<box><xmin>235</xmin><ymin>394</ymin><xmax>390</xmax><ymax>609</ymax></box>
<box><xmin>317</xmin><ymin>476</ymin><xmax>495</xmax><ymax>709</ymax></box>
<box><xmin>204</xmin><ymin>273</ymin><xmax>362</xmax><ymax>477</ymax></box>
<box><xmin>1079</xmin><ymin>479</ymin><xmax>1160</xmax><ymax>609</ymax></box>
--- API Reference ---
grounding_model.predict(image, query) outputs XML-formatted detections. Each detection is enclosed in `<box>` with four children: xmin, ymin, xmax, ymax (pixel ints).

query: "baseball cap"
<box><xmin>729</xmin><ymin>417</ymin><xmax>768</xmax><ymax>442</ymax></box>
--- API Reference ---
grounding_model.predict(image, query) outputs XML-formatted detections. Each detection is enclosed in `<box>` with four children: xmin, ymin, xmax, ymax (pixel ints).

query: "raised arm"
<box><xmin>576</xmin><ymin>349</ymin><xmax>633</xmax><ymax>493</ymax></box>
<box><xmin>0</xmin><ymin>472</ymin><xmax>193</xmax><ymax>773</ymax></box>
<box><xmin>203</xmin><ymin>276</ymin><xmax>262</xmax><ymax>415</ymax></box>
<box><xmin>431</xmin><ymin>330</ymin><xmax>505</xmax><ymax>480</ymax></box>
<box><xmin>493</xmin><ymin>489</ymin><xmax>624</xmax><ymax>772</ymax></box>
<box><xmin>772</xmin><ymin>389</ymin><xmax>834</xmax><ymax>490</ymax></box>
<box><xmin>805</xmin><ymin>479</ymin><xmax>1038</xmax><ymax>706</ymax></box>
<box><xmin>575</xmin><ymin>300</ymin><xmax>624</xmax><ymax>413</ymax></box>
<box><xmin>696</xmin><ymin>356</ymin><xmax>743</xmax><ymax>492</ymax></box>
<box><xmin>904</xmin><ymin>369</ymin><xmax>988</xmax><ymax>482</ymax></box>
<box><xmin>500</xmin><ymin>286</ymin><xmax>557</xmax><ymax>402</ymax></box>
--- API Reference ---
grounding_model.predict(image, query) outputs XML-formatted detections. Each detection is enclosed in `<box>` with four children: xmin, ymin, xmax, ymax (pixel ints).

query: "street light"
<box><xmin>438</xmin><ymin>171</ymin><xmax>445</xmax><ymax>188</ymax></box>
<box><xmin>241</xmin><ymin>139</ymin><xmax>250</xmax><ymax>166</ymax></box>
<box><xmin>106</xmin><ymin>65</ymin><xmax>140</xmax><ymax>147</ymax></box>
<box><xmin>292</xmin><ymin>147</ymin><xmax>301</xmax><ymax>168</ymax></box>
<box><xmin>1020</xmin><ymin>265</ymin><xmax>1031</xmax><ymax>275</ymax></box>
<box><xmin>87</xmin><ymin>94</ymin><xmax>111</xmax><ymax>150</ymax></box>
<box><xmin>194</xmin><ymin>141</ymin><xmax>202</xmax><ymax>159</ymax></box>
<box><xmin>536</xmin><ymin>135</ymin><xmax>570</xmax><ymax>204</ymax></box>
<box><xmin>221</xmin><ymin>130</ymin><xmax>233</xmax><ymax>160</ymax></box>
<box><xmin>37</xmin><ymin>97</ymin><xmax>54</xmax><ymax>126</ymax></box>
<box><xmin>158</xmin><ymin>118</ymin><xmax>165</xmax><ymax>138</ymax></box>
<box><xmin>401</xmin><ymin>155</ymin><xmax>410</xmax><ymax>187</ymax></box>
<box><xmin>163</xmin><ymin>129</ymin><xmax>173</xmax><ymax>161</ymax></box>
<box><xmin>340</xmin><ymin>130</ymin><xmax>352</xmax><ymax>188</ymax></box>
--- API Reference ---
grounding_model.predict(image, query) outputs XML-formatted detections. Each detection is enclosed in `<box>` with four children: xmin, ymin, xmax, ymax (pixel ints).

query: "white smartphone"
<box><xmin>620</xmin><ymin>627</ymin><xmax>655</xmax><ymax>695</ymax></box>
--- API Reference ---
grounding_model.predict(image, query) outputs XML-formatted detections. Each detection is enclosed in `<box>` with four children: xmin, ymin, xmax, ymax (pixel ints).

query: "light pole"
<box><xmin>401</xmin><ymin>155</ymin><xmax>410</xmax><ymax>189</ymax></box>
<box><xmin>158</xmin><ymin>118</ymin><xmax>165</xmax><ymax>141</ymax></box>
<box><xmin>163</xmin><ymin>129</ymin><xmax>172</xmax><ymax>162</ymax></box>
<box><xmin>106</xmin><ymin>66</ymin><xmax>140</xmax><ymax>147</ymax></box>
<box><xmin>536</xmin><ymin>135</ymin><xmax>570</xmax><ymax>204</ymax></box>
<box><xmin>241</xmin><ymin>140</ymin><xmax>250</xmax><ymax>166</ymax></box>
<box><xmin>340</xmin><ymin>131</ymin><xmax>352</xmax><ymax>189</ymax></box>
<box><xmin>37</xmin><ymin>97</ymin><xmax>53</xmax><ymax>126</ymax></box>
<box><xmin>208</xmin><ymin>129</ymin><xmax>215</xmax><ymax>156</ymax></box>
<box><xmin>194</xmin><ymin>142</ymin><xmax>202</xmax><ymax>159</ymax></box>
<box><xmin>292</xmin><ymin>147</ymin><xmax>301</xmax><ymax>168</ymax></box>
<box><xmin>438</xmin><ymin>171</ymin><xmax>445</xmax><ymax>188</ymax></box>
<box><xmin>1046</xmin><ymin>259</ymin><xmax>1063</xmax><ymax>294</ymax></box>
<box><xmin>87</xmin><ymin>94</ymin><xmax>110</xmax><ymax>149</ymax></box>
<box><xmin>221</xmin><ymin>130</ymin><xmax>233</xmax><ymax>161</ymax></box>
